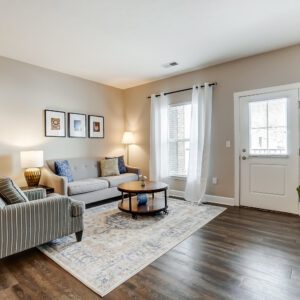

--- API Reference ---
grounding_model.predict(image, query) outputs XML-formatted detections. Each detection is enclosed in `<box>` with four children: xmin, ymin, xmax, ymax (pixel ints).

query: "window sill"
<box><xmin>169</xmin><ymin>175</ymin><xmax>187</xmax><ymax>181</ymax></box>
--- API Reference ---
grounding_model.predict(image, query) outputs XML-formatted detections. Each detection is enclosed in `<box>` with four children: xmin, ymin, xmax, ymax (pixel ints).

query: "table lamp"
<box><xmin>20</xmin><ymin>150</ymin><xmax>44</xmax><ymax>186</ymax></box>
<box><xmin>122</xmin><ymin>131</ymin><xmax>134</xmax><ymax>164</ymax></box>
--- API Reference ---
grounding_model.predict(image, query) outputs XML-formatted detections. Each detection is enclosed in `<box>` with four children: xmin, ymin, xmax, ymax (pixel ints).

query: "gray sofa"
<box><xmin>41</xmin><ymin>157</ymin><xmax>141</xmax><ymax>205</ymax></box>
<box><xmin>0</xmin><ymin>188</ymin><xmax>84</xmax><ymax>259</ymax></box>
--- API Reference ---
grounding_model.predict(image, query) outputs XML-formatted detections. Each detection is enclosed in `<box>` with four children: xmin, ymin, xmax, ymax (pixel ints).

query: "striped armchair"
<box><xmin>0</xmin><ymin>188</ymin><xmax>84</xmax><ymax>259</ymax></box>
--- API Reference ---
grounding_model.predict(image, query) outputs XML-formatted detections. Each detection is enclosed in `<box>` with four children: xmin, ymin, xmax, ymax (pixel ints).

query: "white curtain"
<box><xmin>184</xmin><ymin>83</ymin><xmax>213</xmax><ymax>203</ymax></box>
<box><xmin>149</xmin><ymin>93</ymin><xmax>169</xmax><ymax>181</ymax></box>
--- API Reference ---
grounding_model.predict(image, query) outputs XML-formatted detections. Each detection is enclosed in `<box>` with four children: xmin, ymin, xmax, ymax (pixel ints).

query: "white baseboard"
<box><xmin>203</xmin><ymin>194</ymin><xmax>235</xmax><ymax>206</ymax></box>
<box><xmin>169</xmin><ymin>190</ymin><xmax>185</xmax><ymax>198</ymax></box>
<box><xmin>169</xmin><ymin>190</ymin><xmax>234</xmax><ymax>206</ymax></box>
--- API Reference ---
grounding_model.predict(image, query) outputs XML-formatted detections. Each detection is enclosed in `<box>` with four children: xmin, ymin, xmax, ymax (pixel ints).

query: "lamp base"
<box><xmin>24</xmin><ymin>168</ymin><xmax>41</xmax><ymax>187</ymax></box>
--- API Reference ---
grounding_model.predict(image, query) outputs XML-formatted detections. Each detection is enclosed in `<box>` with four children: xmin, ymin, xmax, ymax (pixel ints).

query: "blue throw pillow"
<box><xmin>105</xmin><ymin>156</ymin><xmax>127</xmax><ymax>174</ymax></box>
<box><xmin>54</xmin><ymin>160</ymin><xmax>73</xmax><ymax>182</ymax></box>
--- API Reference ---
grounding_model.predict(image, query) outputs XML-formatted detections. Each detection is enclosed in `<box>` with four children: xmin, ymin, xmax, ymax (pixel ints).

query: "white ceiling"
<box><xmin>1</xmin><ymin>0</ymin><xmax>300</xmax><ymax>89</ymax></box>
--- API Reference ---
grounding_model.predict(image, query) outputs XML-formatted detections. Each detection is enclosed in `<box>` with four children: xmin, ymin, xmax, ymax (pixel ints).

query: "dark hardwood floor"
<box><xmin>1</xmin><ymin>206</ymin><xmax>300</xmax><ymax>299</ymax></box>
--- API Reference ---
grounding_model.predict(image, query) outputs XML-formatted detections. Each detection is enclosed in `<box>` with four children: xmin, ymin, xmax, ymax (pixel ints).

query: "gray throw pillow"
<box><xmin>0</xmin><ymin>177</ymin><xmax>29</xmax><ymax>205</ymax></box>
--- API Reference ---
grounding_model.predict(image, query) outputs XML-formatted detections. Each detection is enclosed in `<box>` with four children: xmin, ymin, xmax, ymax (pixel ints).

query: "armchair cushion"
<box><xmin>0</xmin><ymin>177</ymin><xmax>28</xmax><ymax>205</ymax></box>
<box><xmin>23</xmin><ymin>188</ymin><xmax>47</xmax><ymax>201</ymax></box>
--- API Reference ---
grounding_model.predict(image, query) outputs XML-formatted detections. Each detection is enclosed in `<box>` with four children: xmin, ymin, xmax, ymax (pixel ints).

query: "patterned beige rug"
<box><xmin>38</xmin><ymin>198</ymin><xmax>226</xmax><ymax>297</ymax></box>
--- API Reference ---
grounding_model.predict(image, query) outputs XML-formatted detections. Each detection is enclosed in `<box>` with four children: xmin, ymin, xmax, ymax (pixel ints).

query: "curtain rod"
<box><xmin>147</xmin><ymin>82</ymin><xmax>217</xmax><ymax>99</ymax></box>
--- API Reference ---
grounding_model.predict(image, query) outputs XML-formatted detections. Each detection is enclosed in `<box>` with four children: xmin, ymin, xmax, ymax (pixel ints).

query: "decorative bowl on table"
<box><xmin>137</xmin><ymin>193</ymin><xmax>148</xmax><ymax>206</ymax></box>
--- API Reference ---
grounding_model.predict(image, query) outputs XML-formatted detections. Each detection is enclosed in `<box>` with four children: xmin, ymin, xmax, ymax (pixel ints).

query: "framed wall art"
<box><xmin>68</xmin><ymin>113</ymin><xmax>86</xmax><ymax>138</ymax></box>
<box><xmin>45</xmin><ymin>110</ymin><xmax>66</xmax><ymax>137</ymax></box>
<box><xmin>88</xmin><ymin>115</ymin><xmax>104</xmax><ymax>138</ymax></box>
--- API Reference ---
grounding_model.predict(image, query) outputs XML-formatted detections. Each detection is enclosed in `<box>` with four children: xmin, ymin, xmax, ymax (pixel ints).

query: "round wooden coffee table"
<box><xmin>117</xmin><ymin>181</ymin><xmax>168</xmax><ymax>219</ymax></box>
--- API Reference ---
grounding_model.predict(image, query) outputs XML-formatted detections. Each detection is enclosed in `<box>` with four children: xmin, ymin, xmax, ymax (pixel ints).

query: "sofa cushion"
<box><xmin>101</xmin><ymin>173</ymin><xmax>138</xmax><ymax>188</ymax></box>
<box><xmin>55</xmin><ymin>160</ymin><xmax>73</xmax><ymax>182</ymax></box>
<box><xmin>0</xmin><ymin>177</ymin><xmax>29</xmax><ymax>205</ymax></box>
<box><xmin>68</xmin><ymin>178</ymin><xmax>109</xmax><ymax>196</ymax></box>
<box><xmin>100</xmin><ymin>158</ymin><xmax>120</xmax><ymax>177</ymax></box>
<box><xmin>105</xmin><ymin>156</ymin><xmax>127</xmax><ymax>174</ymax></box>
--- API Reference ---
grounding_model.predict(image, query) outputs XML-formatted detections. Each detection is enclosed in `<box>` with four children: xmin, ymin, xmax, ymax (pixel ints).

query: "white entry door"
<box><xmin>239</xmin><ymin>88</ymin><xmax>299</xmax><ymax>214</ymax></box>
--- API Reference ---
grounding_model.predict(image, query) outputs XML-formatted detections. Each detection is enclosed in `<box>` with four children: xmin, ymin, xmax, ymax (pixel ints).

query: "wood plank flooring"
<box><xmin>1</xmin><ymin>206</ymin><xmax>300</xmax><ymax>299</ymax></box>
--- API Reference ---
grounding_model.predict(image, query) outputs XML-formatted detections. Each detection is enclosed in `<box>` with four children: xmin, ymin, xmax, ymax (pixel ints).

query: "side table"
<box><xmin>20</xmin><ymin>185</ymin><xmax>55</xmax><ymax>195</ymax></box>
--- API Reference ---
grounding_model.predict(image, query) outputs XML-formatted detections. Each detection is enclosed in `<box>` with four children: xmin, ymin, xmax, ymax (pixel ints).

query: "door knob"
<box><xmin>242</xmin><ymin>156</ymin><xmax>247</xmax><ymax>160</ymax></box>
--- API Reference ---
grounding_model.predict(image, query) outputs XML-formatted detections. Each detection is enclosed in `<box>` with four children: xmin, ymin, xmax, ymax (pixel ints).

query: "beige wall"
<box><xmin>0</xmin><ymin>57</ymin><xmax>125</xmax><ymax>186</ymax></box>
<box><xmin>123</xmin><ymin>45</ymin><xmax>300</xmax><ymax>198</ymax></box>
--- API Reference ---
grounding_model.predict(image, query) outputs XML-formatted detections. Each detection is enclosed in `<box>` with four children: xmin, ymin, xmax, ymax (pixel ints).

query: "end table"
<box><xmin>20</xmin><ymin>185</ymin><xmax>54</xmax><ymax>195</ymax></box>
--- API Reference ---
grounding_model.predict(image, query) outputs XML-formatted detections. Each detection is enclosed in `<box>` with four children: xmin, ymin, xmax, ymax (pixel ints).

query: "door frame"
<box><xmin>234</xmin><ymin>83</ymin><xmax>300</xmax><ymax>208</ymax></box>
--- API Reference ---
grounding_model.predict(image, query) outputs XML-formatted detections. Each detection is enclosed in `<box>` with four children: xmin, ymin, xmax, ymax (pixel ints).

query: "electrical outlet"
<box><xmin>226</xmin><ymin>140</ymin><xmax>231</xmax><ymax>148</ymax></box>
<box><xmin>212</xmin><ymin>177</ymin><xmax>218</xmax><ymax>185</ymax></box>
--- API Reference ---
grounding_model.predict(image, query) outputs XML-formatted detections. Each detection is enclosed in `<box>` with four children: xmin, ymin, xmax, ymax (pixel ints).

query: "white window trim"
<box><xmin>169</xmin><ymin>175</ymin><xmax>187</xmax><ymax>180</ymax></box>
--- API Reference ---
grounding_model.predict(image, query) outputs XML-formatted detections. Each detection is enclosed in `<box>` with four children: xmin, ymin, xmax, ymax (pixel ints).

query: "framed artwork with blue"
<box><xmin>68</xmin><ymin>113</ymin><xmax>86</xmax><ymax>138</ymax></box>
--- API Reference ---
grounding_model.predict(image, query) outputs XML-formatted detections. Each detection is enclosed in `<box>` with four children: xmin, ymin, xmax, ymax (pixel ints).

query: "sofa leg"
<box><xmin>75</xmin><ymin>230</ymin><xmax>83</xmax><ymax>242</ymax></box>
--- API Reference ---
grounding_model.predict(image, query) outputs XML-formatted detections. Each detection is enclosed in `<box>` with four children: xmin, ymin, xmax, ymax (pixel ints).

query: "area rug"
<box><xmin>38</xmin><ymin>198</ymin><xmax>226</xmax><ymax>297</ymax></box>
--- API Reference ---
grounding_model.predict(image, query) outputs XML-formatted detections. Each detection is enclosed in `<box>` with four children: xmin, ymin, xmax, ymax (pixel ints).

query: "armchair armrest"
<box><xmin>40</xmin><ymin>166</ymin><xmax>68</xmax><ymax>195</ymax></box>
<box><xmin>70</xmin><ymin>199</ymin><xmax>85</xmax><ymax>217</ymax></box>
<box><xmin>23</xmin><ymin>188</ymin><xmax>46</xmax><ymax>201</ymax></box>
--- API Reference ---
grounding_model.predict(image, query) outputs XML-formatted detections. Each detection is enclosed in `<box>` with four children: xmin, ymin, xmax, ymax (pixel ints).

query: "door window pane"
<box><xmin>268</xmin><ymin>98</ymin><xmax>287</xmax><ymax>127</ymax></box>
<box><xmin>250</xmin><ymin>128</ymin><xmax>267</xmax><ymax>150</ymax></box>
<box><xmin>268</xmin><ymin>127</ymin><xmax>287</xmax><ymax>153</ymax></box>
<box><xmin>250</xmin><ymin>101</ymin><xmax>267</xmax><ymax>128</ymax></box>
<box><xmin>249</xmin><ymin>98</ymin><xmax>287</xmax><ymax>155</ymax></box>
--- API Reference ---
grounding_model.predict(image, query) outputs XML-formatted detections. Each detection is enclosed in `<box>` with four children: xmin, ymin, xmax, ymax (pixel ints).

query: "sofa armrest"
<box><xmin>40</xmin><ymin>166</ymin><xmax>68</xmax><ymax>195</ymax></box>
<box><xmin>23</xmin><ymin>188</ymin><xmax>46</xmax><ymax>201</ymax></box>
<box><xmin>126</xmin><ymin>165</ymin><xmax>141</xmax><ymax>176</ymax></box>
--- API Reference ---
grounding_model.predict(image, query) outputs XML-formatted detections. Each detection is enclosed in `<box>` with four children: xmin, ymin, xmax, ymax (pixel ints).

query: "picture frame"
<box><xmin>68</xmin><ymin>113</ymin><xmax>87</xmax><ymax>138</ymax></box>
<box><xmin>88</xmin><ymin>115</ymin><xmax>104</xmax><ymax>138</ymax></box>
<box><xmin>45</xmin><ymin>109</ymin><xmax>66</xmax><ymax>137</ymax></box>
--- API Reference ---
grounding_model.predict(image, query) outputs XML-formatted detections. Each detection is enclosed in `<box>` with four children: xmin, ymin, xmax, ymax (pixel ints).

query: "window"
<box><xmin>249</xmin><ymin>98</ymin><xmax>287</xmax><ymax>155</ymax></box>
<box><xmin>168</xmin><ymin>103</ymin><xmax>191</xmax><ymax>176</ymax></box>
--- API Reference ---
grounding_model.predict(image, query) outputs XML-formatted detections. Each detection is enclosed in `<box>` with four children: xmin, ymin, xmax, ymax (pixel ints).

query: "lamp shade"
<box><xmin>122</xmin><ymin>131</ymin><xmax>135</xmax><ymax>144</ymax></box>
<box><xmin>20</xmin><ymin>151</ymin><xmax>44</xmax><ymax>168</ymax></box>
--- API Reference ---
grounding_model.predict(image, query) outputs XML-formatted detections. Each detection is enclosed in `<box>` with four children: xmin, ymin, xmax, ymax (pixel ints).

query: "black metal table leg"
<box><xmin>129</xmin><ymin>193</ymin><xmax>136</xmax><ymax>219</ymax></box>
<box><xmin>164</xmin><ymin>189</ymin><xmax>168</xmax><ymax>214</ymax></box>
